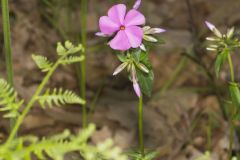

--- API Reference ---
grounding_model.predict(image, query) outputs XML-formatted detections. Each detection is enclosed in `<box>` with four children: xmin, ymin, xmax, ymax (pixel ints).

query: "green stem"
<box><xmin>80</xmin><ymin>0</ymin><xmax>87</xmax><ymax>128</ymax></box>
<box><xmin>1</xmin><ymin>0</ymin><xmax>15</xmax><ymax>135</ymax></box>
<box><xmin>227</xmin><ymin>52</ymin><xmax>235</xmax><ymax>159</ymax></box>
<box><xmin>6</xmin><ymin>59</ymin><xmax>62</xmax><ymax>143</ymax></box>
<box><xmin>228</xmin><ymin>53</ymin><xmax>235</xmax><ymax>82</ymax></box>
<box><xmin>138</xmin><ymin>95</ymin><xmax>144</xmax><ymax>157</ymax></box>
<box><xmin>161</xmin><ymin>56</ymin><xmax>188</xmax><ymax>94</ymax></box>
<box><xmin>229</xmin><ymin>118</ymin><xmax>234</xmax><ymax>160</ymax></box>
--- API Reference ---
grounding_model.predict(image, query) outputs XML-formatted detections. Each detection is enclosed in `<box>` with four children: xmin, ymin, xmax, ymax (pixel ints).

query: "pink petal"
<box><xmin>124</xmin><ymin>9</ymin><xmax>145</xmax><ymax>27</ymax></box>
<box><xmin>99</xmin><ymin>16</ymin><xmax>119</xmax><ymax>35</ymax></box>
<box><xmin>109</xmin><ymin>31</ymin><xmax>131</xmax><ymax>51</ymax></box>
<box><xmin>108</xmin><ymin>4</ymin><xmax>126</xmax><ymax>25</ymax></box>
<box><xmin>125</xmin><ymin>26</ymin><xmax>143</xmax><ymax>48</ymax></box>
<box><xmin>133</xmin><ymin>0</ymin><xmax>141</xmax><ymax>10</ymax></box>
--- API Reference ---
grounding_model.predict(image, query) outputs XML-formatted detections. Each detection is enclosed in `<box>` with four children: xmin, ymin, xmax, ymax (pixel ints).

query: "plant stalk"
<box><xmin>227</xmin><ymin>52</ymin><xmax>235</xmax><ymax>159</ymax></box>
<box><xmin>1</xmin><ymin>0</ymin><xmax>16</xmax><ymax>135</ymax></box>
<box><xmin>80</xmin><ymin>0</ymin><xmax>88</xmax><ymax>128</ymax></box>
<box><xmin>6</xmin><ymin>58</ymin><xmax>63</xmax><ymax>143</ymax></box>
<box><xmin>227</xmin><ymin>53</ymin><xmax>235</xmax><ymax>82</ymax></box>
<box><xmin>138</xmin><ymin>95</ymin><xmax>144</xmax><ymax>157</ymax></box>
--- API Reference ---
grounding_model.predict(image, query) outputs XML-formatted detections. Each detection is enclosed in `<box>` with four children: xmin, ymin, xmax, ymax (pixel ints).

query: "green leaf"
<box><xmin>56</xmin><ymin>41</ymin><xmax>84</xmax><ymax>56</ymax></box>
<box><xmin>136</xmin><ymin>69</ymin><xmax>154</xmax><ymax>97</ymax></box>
<box><xmin>214</xmin><ymin>48</ymin><xmax>228</xmax><ymax>78</ymax></box>
<box><xmin>229</xmin><ymin>82</ymin><xmax>240</xmax><ymax>111</ymax></box>
<box><xmin>37</xmin><ymin>88</ymin><xmax>85</xmax><ymax>108</ymax></box>
<box><xmin>0</xmin><ymin>79</ymin><xmax>23</xmax><ymax>118</ymax></box>
<box><xmin>127</xmin><ymin>150</ymin><xmax>158</xmax><ymax>160</ymax></box>
<box><xmin>56</xmin><ymin>42</ymin><xmax>67</xmax><ymax>55</ymax></box>
<box><xmin>60</xmin><ymin>55</ymin><xmax>85</xmax><ymax>65</ymax></box>
<box><xmin>32</xmin><ymin>54</ymin><xmax>53</xmax><ymax>72</ymax></box>
<box><xmin>117</xmin><ymin>53</ymin><xmax>127</xmax><ymax>62</ymax></box>
<box><xmin>132</xmin><ymin>49</ymin><xmax>142</xmax><ymax>62</ymax></box>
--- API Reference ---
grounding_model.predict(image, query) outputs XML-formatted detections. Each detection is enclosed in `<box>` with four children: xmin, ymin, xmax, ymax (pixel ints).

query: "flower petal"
<box><xmin>124</xmin><ymin>9</ymin><xmax>145</xmax><ymax>27</ymax></box>
<box><xmin>99</xmin><ymin>16</ymin><xmax>119</xmax><ymax>35</ymax></box>
<box><xmin>108</xmin><ymin>4</ymin><xmax>126</xmax><ymax>25</ymax></box>
<box><xmin>125</xmin><ymin>26</ymin><xmax>143</xmax><ymax>48</ymax></box>
<box><xmin>109</xmin><ymin>31</ymin><xmax>131</xmax><ymax>51</ymax></box>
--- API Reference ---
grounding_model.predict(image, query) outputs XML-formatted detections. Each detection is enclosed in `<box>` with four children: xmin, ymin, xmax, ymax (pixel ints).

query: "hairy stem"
<box><xmin>80</xmin><ymin>0</ymin><xmax>88</xmax><ymax>128</ymax></box>
<box><xmin>7</xmin><ymin>58</ymin><xmax>63</xmax><ymax>143</ymax></box>
<box><xmin>1</xmin><ymin>0</ymin><xmax>15</xmax><ymax>135</ymax></box>
<box><xmin>138</xmin><ymin>95</ymin><xmax>144</xmax><ymax>157</ymax></box>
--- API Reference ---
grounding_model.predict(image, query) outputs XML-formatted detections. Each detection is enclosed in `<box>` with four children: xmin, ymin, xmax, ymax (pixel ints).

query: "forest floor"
<box><xmin>0</xmin><ymin>0</ymin><xmax>240</xmax><ymax>159</ymax></box>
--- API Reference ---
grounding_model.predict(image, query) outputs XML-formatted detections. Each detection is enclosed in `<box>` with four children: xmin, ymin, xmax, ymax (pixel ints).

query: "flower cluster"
<box><xmin>205</xmin><ymin>21</ymin><xmax>240</xmax><ymax>52</ymax></box>
<box><xmin>97</xmin><ymin>0</ymin><xmax>165</xmax><ymax>97</ymax></box>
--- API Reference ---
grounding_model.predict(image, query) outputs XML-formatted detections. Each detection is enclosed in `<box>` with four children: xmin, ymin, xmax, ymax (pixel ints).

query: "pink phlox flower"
<box><xmin>99</xmin><ymin>4</ymin><xmax>146</xmax><ymax>51</ymax></box>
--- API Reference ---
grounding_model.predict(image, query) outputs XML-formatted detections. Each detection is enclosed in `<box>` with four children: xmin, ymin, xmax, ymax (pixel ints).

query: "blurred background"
<box><xmin>0</xmin><ymin>0</ymin><xmax>240</xmax><ymax>159</ymax></box>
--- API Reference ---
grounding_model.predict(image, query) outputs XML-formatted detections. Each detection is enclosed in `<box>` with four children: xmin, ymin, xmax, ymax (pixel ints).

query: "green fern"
<box><xmin>56</xmin><ymin>41</ymin><xmax>84</xmax><ymax>56</ymax></box>
<box><xmin>0</xmin><ymin>79</ymin><xmax>23</xmax><ymax>118</ymax></box>
<box><xmin>32</xmin><ymin>54</ymin><xmax>53</xmax><ymax>72</ymax></box>
<box><xmin>0</xmin><ymin>124</ymin><xmax>128</xmax><ymax>160</ymax></box>
<box><xmin>36</xmin><ymin>88</ymin><xmax>85</xmax><ymax>108</ymax></box>
<box><xmin>60</xmin><ymin>55</ymin><xmax>85</xmax><ymax>65</ymax></box>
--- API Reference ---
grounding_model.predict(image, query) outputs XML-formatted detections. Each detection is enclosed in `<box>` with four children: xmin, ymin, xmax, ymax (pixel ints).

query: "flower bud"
<box><xmin>205</xmin><ymin>21</ymin><xmax>222</xmax><ymax>38</ymax></box>
<box><xmin>95</xmin><ymin>32</ymin><xmax>110</xmax><ymax>37</ymax></box>
<box><xmin>133</xmin><ymin>82</ymin><xmax>141</xmax><ymax>98</ymax></box>
<box><xmin>133</xmin><ymin>0</ymin><xmax>141</xmax><ymax>10</ymax></box>
<box><xmin>206</xmin><ymin>37</ymin><xmax>218</xmax><ymax>41</ymax></box>
<box><xmin>206</xmin><ymin>47</ymin><xmax>217</xmax><ymax>51</ymax></box>
<box><xmin>227</xmin><ymin>27</ymin><xmax>235</xmax><ymax>39</ymax></box>
<box><xmin>137</xmin><ymin>63</ymin><xmax>149</xmax><ymax>73</ymax></box>
<box><xmin>146</xmin><ymin>28</ymin><xmax>166</xmax><ymax>34</ymax></box>
<box><xmin>143</xmin><ymin>35</ymin><xmax>158</xmax><ymax>42</ymax></box>
<box><xmin>140</xmin><ymin>44</ymin><xmax>146</xmax><ymax>51</ymax></box>
<box><xmin>113</xmin><ymin>62</ymin><xmax>128</xmax><ymax>76</ymax></box>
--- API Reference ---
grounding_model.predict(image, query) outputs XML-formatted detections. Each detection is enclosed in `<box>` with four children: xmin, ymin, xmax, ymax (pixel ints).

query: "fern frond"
<box><xmin>0</xmin><ymin>79</ymin><xmax>23</xmax><ymax>118</ymax></box>
<box><xmin>56</xmin><ymin>41</ymin><xmax>84</xmax><ymax>56</ymax></box>
<box><xmin>60</xmin><ymin>55</ymin><xmax>85</xmax><ymax>65</ymax></box>
<box><xmin>37</xmin><ymin>88</ymin><xmax>85</xmax><ymax>108</ymax></box>
<box><xmin>0</xmin><ymin>124</ymin><xmax>95</xmax><ymax>160</ymax></box>
<box><xmin>0</xmin><ymin>124</ymin><xmax>128</xmax><ymax>160</ymax></box>
<box><xmin>32</xmin><ymin>54</ymin><xmax>53</xmax><ymax>72</ymax></box>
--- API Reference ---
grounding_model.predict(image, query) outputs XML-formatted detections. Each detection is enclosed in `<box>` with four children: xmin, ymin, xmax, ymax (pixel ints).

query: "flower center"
<box><xmin>120</xmin><ymin>25</ymin><xmax>125</xmax><ymax>30</ymax></box>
